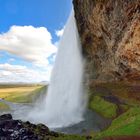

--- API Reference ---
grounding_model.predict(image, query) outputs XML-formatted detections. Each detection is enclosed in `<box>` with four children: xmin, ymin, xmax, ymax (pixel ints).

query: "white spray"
<box><xmin>15</xmin><ymin>9</ymin><xmax>86</xmax><ymax>128</ymax></box>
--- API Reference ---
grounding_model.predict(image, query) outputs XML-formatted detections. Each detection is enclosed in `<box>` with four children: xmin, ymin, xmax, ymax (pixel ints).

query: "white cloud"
<box><xmin>55</xmin><ymin>27</ymin><xmax>65</xmax><ymax>37</ymax></box>
<box><xmin>1</xmin><ymin>71</ymin><xmax>12</xmax><ymax>76</ymax></box>
<box><xmin>9</xmin><ymin>58</ymin><xmax>15</xmax><ymax>62</ymax></box>
<box><xmin>0</xmin><ymin>63</ymin><xmax>51</xmax><ymax>83</ymax></box>
<box><xmin>0</xmin><ymin>25</ymin><xmax>57</xmax><ymax>67</ymax></box>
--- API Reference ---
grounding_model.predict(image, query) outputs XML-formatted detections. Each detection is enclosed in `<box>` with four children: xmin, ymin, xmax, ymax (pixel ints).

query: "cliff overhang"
<box><xmin>73</xmin><ymin>0</ymin><xmax>140</xmax><ymax>84</ymax></box>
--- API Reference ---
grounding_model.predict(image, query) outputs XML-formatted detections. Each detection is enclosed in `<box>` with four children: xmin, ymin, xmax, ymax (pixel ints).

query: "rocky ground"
<box><xmin>0</xmin><ymin>114</ymin><xmax>59</xmax><ymax>140</ymax></box>
<box><xmin>0</xmin><ymin>114</ymin><xmax>88</xmax><ymax>140</ymax></box>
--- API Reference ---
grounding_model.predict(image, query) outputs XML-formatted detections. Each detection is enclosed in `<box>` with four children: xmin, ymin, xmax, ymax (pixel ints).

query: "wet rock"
<box><xmin>37</xmin><ymin>124</ymin><xmax>49</xmax><ymax>132</ymax></box>
<box><xmin>0</xmin><ymin>114</ymin><xmax>59</xmax><ymax>140</ymax></box>
<box><xmin>86</xmin><ymin>135</ymin><xmax>92</xmax><ymax>140</ymax></box>
<box><xmin>0</xmin><ymin>114</ymin><xmax>12</xmax><ymax>120</ymax></box>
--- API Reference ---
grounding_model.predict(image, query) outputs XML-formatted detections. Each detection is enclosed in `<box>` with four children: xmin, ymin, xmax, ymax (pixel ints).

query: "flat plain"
<box><xmin>0</xmin><ymin>84</ymin><xmax>46</xmax><ymax>110</ymax></box>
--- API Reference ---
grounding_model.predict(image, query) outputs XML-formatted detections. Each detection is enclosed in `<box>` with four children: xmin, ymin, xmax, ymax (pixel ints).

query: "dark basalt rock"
<box><xmin>0</xmin><ymin>114</ymin><xmax>12</xmax><ymax>120</ymax></box>
<box><xmin>0</xmin><ymin>114</ymin><xmax>59</xmax><ymax>140</ymax></box>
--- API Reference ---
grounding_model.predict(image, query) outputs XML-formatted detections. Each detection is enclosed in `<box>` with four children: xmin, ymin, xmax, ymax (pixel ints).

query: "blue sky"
<box><xmin>0</xmin><ymin>0</ymin><xmax>72</xmax><ymax>83</ymax></box>
<box><xmin>0</xmin><ymin>0</ymin><xmax>72</xmax><ymax>42</ymax></box>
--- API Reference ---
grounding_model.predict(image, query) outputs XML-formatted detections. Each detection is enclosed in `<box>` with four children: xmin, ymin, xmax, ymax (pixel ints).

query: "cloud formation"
<box><xmin>0</xmin><ymin>63</ymin><xmax>51</xmax><ymax>83</ymax></box>
<box><xmin>0</xmin><ymin>26</ymin><xmax>57</xmax><ymax>67</ymax></box>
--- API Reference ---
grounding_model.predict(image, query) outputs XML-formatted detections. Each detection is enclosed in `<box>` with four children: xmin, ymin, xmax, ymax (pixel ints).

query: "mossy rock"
<box><xmin>89</xmin><ymin>95</ymin><xmax>117</xmax><ymax>119</ymax></box>
<box><xmin>94</xmin><ymin>106</ymin><xmax>140</xmax><ymax>139</ymax></box>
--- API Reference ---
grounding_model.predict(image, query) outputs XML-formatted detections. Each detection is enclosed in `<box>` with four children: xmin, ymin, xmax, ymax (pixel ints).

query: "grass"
<box><xmin>52</xmin><ymin>134</ymin><xmax>86</xmax><ymax>140</ymax></box>
<box><xmin>0</xmin><ymin>86</ymin><xmax>40</xmax><ymax>98</ymax></box>
<box><xmin>89</xmin><ymin>95</ymin><xmax>117</xmax><ymax>119</ymax></box>
<box><xmin>94</xmin><ymin>106</ymin><xmax>140</xmax><ymax>139</ymax></box>
<box><xmin>1</xmin><ymin>81</ymin><xmax>140</xmax><ymax>140</ymax></box>
<box><xmin>0</xmin><ymin>102</ymin><xmax>10</xmax><ymax>111</ymax></box>
<box><xmin>88</xmin><ymin>81</ymin><xmax>140</xmax><ymax>139</ymax></box>
<box><xmin>0</xmin><ymin>85</ymin><xmax>47</xmax><ymax>109</ymax></box>
<box><xmin>6</xmin><ymin>86</ymin><xmax>45</xmax><ymax>103</ymax></box>
<box><xmin>0</xmin><ymin>85</ymin><xmax>46</xmax><ymax>103</ymax></box>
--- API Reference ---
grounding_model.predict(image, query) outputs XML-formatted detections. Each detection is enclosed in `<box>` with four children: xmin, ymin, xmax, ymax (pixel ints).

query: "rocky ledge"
<box><xmin>0</xmin><ymin>114</ymin><xmax>59</xmax><ymax>140</ymax></box>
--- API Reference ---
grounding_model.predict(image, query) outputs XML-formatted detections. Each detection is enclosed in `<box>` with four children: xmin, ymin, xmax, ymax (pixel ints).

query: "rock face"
<box><xmin>73</xmin><ymin>0</ymin><xmax>140</xmax><ymax>84</ymax></box>
<box><xmin>0</xmin><ymin>114</ymin><xmax>59</xmax><ymax>140</ymax></box>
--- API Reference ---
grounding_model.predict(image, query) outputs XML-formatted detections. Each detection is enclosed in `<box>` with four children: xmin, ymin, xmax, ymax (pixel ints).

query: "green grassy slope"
<box><xmin>88</xmin><ymin>81</ymin><xmax>140</xmax><ymax>139</ymax></box>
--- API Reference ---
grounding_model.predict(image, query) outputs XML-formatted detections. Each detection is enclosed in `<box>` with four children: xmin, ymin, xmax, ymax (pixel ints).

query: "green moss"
<box><xmin>87</xmin><ymin>82</ymin><xmax>140</xmax><ymax>139</ymax></box>
<box><xmin>120</xmin><ymin>104</ymin><xmax>129</xmax><ymax>112</ymax></box>
<box><xmin>94</xmin><ymin>107</ymin><xmax>140</xmax><ymax>139</ymax></box>
<box><xmin>89</xmin><ymin>95</ymin><xmax>117</xmax><ymax>119</ymax></box>
<box><xmin>0</xmin><ymin>102</ymin><xmax>10</xmax><ymax>111</ymax></box>
<box><xmin>23</xmin><ymin>121</ymin><xmax>86</xmax><ymax>140</ymax></box>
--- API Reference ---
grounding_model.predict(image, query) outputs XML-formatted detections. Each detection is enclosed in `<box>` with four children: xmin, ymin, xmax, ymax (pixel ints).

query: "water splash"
<box><xmin>42</xmin><ymin>9</ymin><xmax>86</xmax><ymax>128</ymax></box>
<box><xmin>14</xmin><ymin>9</ymin><xmax>86</xmax><ymax>128</ymax></box>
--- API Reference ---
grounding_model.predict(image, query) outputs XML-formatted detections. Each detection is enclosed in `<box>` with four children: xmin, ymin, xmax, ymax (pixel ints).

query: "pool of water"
<box><xmin>55</xmin><ymin>109</ymin><xmax>111</xmax><ymax>134</ymax></box>
<box><xmin>0</xmin><ymin>99</ymin><xmax>111</xmax><ymax>135</ymax></box>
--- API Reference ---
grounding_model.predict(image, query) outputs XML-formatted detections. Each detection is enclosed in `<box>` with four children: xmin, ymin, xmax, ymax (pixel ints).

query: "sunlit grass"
<box><xmin>0</xmin><ymin>85</ymin><xmax>46</xmax><ymax>109</ymax></box>
<box><xmin>0</xmin><ymin>86</ymin><xmax>42</xmax><ymax>99</ymax></box>
<box><xmin>94</xmin><ymin>106</ymin><xmax>140</xmax><ymax>139</ymax></box>
<box><xmin>88</xmin><ymin>81</ymin><xmax>140</xmax><ymax>139</ymax></box>
<box><xmin>89</xmin><ymin>95</ymin><xmax>117</xmax><ymax>119</ymax></box>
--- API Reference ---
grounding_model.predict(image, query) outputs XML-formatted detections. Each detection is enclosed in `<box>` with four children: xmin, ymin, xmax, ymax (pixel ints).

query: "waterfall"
<box><xmin>16</xmin><ymin>9</ymin><xmax>86</xmax><ymax>128</ymax></box>
<box><xmin>42</xmin><ymin>9</ymin><xmax>86</xmax><ymax>128</ymax></box>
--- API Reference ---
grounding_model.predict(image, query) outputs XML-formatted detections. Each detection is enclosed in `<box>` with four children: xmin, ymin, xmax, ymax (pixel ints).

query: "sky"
<box><xmin>0</xmin><ymin>0</ymin><xmax>72</xmax><ymax>83</ymax></box>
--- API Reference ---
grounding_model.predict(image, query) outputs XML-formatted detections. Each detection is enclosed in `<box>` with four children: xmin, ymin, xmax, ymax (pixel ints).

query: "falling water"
<box><xmin>42</xmin><ymin>9</ymin><xmax>86</xmax><ymax>128</ymax></box>
<box><xmin>13</xmin><ymin>9</ymin><xmax>86</xmax><ymax>128</ymax></box>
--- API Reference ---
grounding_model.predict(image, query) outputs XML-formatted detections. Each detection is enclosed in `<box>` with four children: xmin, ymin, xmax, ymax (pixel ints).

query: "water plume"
<box><xmin>15</xmin><ymin>9</ymin><xmax>86</xmax><ymax>128</ymax></box>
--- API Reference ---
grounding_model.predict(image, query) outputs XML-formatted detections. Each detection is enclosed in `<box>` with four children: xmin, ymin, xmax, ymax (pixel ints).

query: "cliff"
<box><xmin>73</xmin><ymin>0</ymin><xmax>140</xmax><ymax>84</ymax></box>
